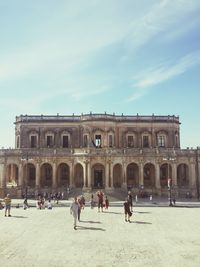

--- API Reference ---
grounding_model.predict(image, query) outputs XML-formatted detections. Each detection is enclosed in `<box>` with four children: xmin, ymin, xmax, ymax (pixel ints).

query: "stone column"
<box><xmin>18</xmin><ymin>163</ymin><xmax>23</xmax><ymax>187</ymax></box>
<box><xmin>172</xmin><ymin>162</ymin><xmax>177</xmax><ymax>186</ymax></box>
<box><xmin>83</xmin><ymin>162</ymin><xmax>87</xmax><ymax>188</ymax></box>
<box><xmin>52</xmin><ymin>162</ymin><xmax>57</xmax><ymax>188</ymax></box>
<box><xmin>139</xmin><ymin>162</ymin><xmax>144</xmax><ymax>186</ymax></box>
<box><xmin>35</xmin><ymin>162</ymin><xmax>40</xmax><ymax>188</ymax></box>
<box><xmin>155</xmin><ymin>163</ymin><xmax>160</xmax><ymax>189</ymax></box>
<box><xmin>87</xmin><ymin>162</ymin><xmax>91</xmax><ymax>188</ymax></box>
<box><xmin>69</xmin><ymin>162</ymin><xmax>74</xmax><ymax>187</ymax></box>
<box><xmin>110</xmin><ymin>163</ymin><xmax>113</xmax><ymax>188</ymax></box>
<box><xmin>189</xmin><ymin>162</ymin><xmax>196</xmax><ymax>188</ymax></box>
<box><xmin>105</xmin><ymin>161</ymin><xmax>109</xmax><ymax>188</ymax></box>
<box><xmin>0</xmin><ymin>163</ymin><xmax>6</xmax><ymax>188</ymax></box>
<box><xmin>122</xmin><ymin>162</ymin><xmax>127</xmax><ymax>189</ymax></box>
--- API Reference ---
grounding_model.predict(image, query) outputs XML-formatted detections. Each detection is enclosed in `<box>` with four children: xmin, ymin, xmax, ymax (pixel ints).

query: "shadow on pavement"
<box><xmin>135</xmin><ymin>211</ymin><xmax>151</xmax><ymax>214</ymax></box>
<box><xmin>103</xmin><ymin>211</ymin><xmax>123</xmax><ymax>215</ymax></box>
<box><xmin>80</xmin><ymin>220</ymin><xmax>102</xmax><ymax>224</ymax></box>
<box><xmin>77</xmin><ymin>225</ymin><xmax>106</xmax><ymax>231</ymax></box>
<box><xmin>10</xmin><ymin>215</ymin><xmax>28</xmax><ymax>218</ymax></box>
<box><xmin>131</xmin><ymin>221</ymin><xmax>152</xmax><ymax>225</ymax></box>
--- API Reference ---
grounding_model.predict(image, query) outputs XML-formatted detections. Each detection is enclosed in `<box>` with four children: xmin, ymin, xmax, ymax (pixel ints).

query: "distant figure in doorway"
<box><xmin>173</xmin><ymin>198</ymin><xmax>176</xmax><ymax>205</ymax></box>
<box><xmin>90</xmin><ymin>194</ymin><xmax>94</xmax><ymax>209</ymax></box>
<box><xmin>127</xmin><ymin>191</ymin><xmax>133</xmax><ymax>212</ymax></box>
<box><xmin>124</xmin><ymin>198</ymin><xmax>132</xmax><ymax>222</ymax></box>
<box><xmin>4</xmin><ymin>194</ymin><xmax>12</xmax><ymax>217</ymax></box>
<box><xmin>97</xmin><ymin>190</ymin><xmax>104</xmax><ymax>212</ymax></box>
<box><xmin>70</xmin><ymin>197</ymin><xmax>79</xmax><ymax>230</ymax></box>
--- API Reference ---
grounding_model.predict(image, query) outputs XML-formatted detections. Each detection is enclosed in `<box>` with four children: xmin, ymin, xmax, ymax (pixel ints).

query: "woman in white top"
<box><xmin>70</xmin><ymin>197</ymin><xmax>79</xmax><ymax>230</ymax></box>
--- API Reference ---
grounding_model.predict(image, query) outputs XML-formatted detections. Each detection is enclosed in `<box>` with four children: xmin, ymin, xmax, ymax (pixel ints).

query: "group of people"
<box><xmin>2</xmin><ymin>190</ymin><xmax>133</xmax><ymax>228</ymax></box>
<box><xmin>70</xmin><ymin>191</ymin><xmax>109</xmax><ymax>230</ymax></box>
<box><xmin>90</xmin><ymin>191</ymin><xmax>109</xmax><ymax>211</ymax></box>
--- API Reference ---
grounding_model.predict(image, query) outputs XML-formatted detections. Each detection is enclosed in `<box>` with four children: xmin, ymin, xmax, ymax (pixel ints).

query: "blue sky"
<box><xmin>0</xmin><ymin>0</ymin><xmax>200</xmax><ymax>148</ymax></box>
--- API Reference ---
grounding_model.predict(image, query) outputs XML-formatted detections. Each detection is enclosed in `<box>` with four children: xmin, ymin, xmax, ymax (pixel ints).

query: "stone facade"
<box><xmin>0</xmin><ymin>113</ymin><xmax>199</xmax><ymax>198</ymax></box>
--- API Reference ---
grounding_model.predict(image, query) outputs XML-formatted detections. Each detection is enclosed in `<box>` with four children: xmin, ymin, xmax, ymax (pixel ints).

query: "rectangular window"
<box><xmin>175</xmin><ymin>134</ymin><xmax>178</xmax><ymax>147</ymax></box>
<box><xmin>143</xmin><ymin>136</ymin><xmax>149</xmax><ymax>148</ymax></box>
<box><xmin>63</xmin><ymin>136</ymin><xmax>69</xmax><ymax>148</ymax></box>
<box><xmin>108</xmin><ymin>135</ymin><xmax>113</xmax><ymax>147</ymax></box>
<box><xmin>47</xmin><ymin>135</ymin><xmax>53</xmax><ymax>147</ymax></box>
<box><xmin>158</xmin><ymin>136</ymin><xmax>165</xmax><ymax>147</ymax></box>
<box><xmin>127</xmin><ymin>136</ymin><xmax>134</xmax><ymax>148</ymax></box>
<box><xmin>83</xmin><ymin>135</ymin><xmax>88</xmax><ymax>147</ymax></box>
<box><xmin>17</xmin><ymin>136</ymin><xmax>20</xmax><ymax>148</ymax></box>
<box><xmin>31</xmin><ymin>136</ymin><xmax>37</xmax><ymax>148</ymax></box>
<box><xmin>95</xmin><ymin>135</ymin><xmax>101</xmax><ymax>147</ymax></box>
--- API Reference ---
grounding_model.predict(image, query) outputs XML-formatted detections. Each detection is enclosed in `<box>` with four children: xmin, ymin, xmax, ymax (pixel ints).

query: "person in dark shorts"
<box><xmin>124</xmin><ymin>198</ymin><xmax>132</xmax><ymax>222</ymax></box>
<box><xmin>97</xmin><ymin>190</ymin><xmax>104</xmax><ymax>212</ymax></box>
<box><xmin>127</xmin><ymin>191</ymin><xmax>133</xmax><ymax>212</ymax></box>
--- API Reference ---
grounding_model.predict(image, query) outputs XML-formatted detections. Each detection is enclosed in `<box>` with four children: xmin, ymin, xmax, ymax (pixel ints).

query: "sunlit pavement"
<box><xmin>0</xmin><ymin>204</ymin><xmax>200</xmax><ymax>267</ymax></box>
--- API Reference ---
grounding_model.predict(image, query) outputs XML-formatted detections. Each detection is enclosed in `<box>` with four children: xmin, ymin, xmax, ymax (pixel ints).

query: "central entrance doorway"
<box><xmin>94</xmin><ymin>170</ymin><xmax>103</xmax><ymax>188</ymax></box>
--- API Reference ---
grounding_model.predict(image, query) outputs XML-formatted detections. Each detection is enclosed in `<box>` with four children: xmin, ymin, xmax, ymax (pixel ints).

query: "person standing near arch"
<box><xmin>4</xmin><ymin>194</ymin><xmax>12</xmax><ymax>217</ymax></box>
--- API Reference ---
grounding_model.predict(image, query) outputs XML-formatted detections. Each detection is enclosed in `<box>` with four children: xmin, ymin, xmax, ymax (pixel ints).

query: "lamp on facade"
<box><xmin>163</xmin><ymin>156</ymin><xmax>176</xmax><ymax>206</ymax></box>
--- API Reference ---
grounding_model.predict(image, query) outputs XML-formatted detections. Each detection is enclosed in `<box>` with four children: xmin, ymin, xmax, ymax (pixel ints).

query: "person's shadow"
<box><xmin>77</xmin><ymin>225</ymin><xmax>106</xmax><ymax>231</ymax></box>
<box><xmin>131</xmin><ymin>221</ymin><xmax>152</xmax><ymax>224</ymax></box>
<box><xmin>80</xmin><ymin>220</ymin><xmax>102</xmax><ymax>224</ymax></box>
<box><xmin>103</xmin><ymin>211</ymin><xmax>123</xmax><ymax>215</ymax></box>
<box><xmin>9</xmin><ymin>215</ymin><xmax>28</xmax><ymax>218</ymax></box>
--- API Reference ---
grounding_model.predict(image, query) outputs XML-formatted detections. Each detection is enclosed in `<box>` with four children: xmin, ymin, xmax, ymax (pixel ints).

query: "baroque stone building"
<box><xmin>0</xmin><ymin>113</ymin><xmax>199</xmax><ymax>198</ymax></box>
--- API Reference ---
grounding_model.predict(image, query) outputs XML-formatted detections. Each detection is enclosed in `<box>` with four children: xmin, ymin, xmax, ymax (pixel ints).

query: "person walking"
<box><xmin>77</xmin><ymin>197</ymin><xmax>82</xmax><ymax>222</ymax></box>
<box><xmin>90</xmin><ymin>193</ymin><xmax>94</xmax><ymax>209</ymax></box>
<box><xmin>23</xmin><ymin>198</ymin><xmax>29</xmax><ymax>210</ymax></box>
<box><xmin>105</xmin><ymin>196</ymin><xmax>109</xmax><ymax>209</ymax></box>
<box><xmin>127</xmin><ymin>191</ymin><xmax>133</xmax><ymax>212</ymax></box>
<box><xmin>97</xmin><ymin>190</ymin><xmax>104</xmax><ymax>212</ymax></box>
<box><xmin>4</xmin><ymin>194</ymin><xmax>12</xmax><ymax>217</ymax></box>
<box><xmin>124</xmin><ymin>198</ymin><xmax>132</xmax><ymax>222</ymax></box>
<box><xmin>70</xmin><ymin>197</ymin><xmax>79</xmax><ymax>230</ymax></box>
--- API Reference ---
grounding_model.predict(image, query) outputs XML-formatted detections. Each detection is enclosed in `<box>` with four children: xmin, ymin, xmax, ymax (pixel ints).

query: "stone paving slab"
<box><xmin>0</xmin><ymin>205</ymin><xmax>200</xmax><ymax>267</ymax></box>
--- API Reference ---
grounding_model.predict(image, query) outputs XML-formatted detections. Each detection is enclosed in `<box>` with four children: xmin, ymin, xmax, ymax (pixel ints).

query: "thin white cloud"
<box><xmin>126</xmin><ymin>90</ymin><xmax>147</xmax><ymax>102</ymax></box>
<box><xmin>127</xmin><ymin>50</ymin><xmax>200</xmax><ymax>101</ymax></box>
<box><xmin>124</xmin><ymin>0</ymin><xmax>200</xmax><ymax>50</ymax></box>
<box><xmin>163</xmin><ymin>16</ymin><xmax>200</xmax><ymax>42</ymax></box>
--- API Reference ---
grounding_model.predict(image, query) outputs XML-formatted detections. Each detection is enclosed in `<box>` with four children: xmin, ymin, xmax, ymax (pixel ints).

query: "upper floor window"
<box><xmin>157</xmin><ymin>135</ymin><xmax>165</xmax><ymax>147</ymax></box>
<box><xmin>143</xmin><ymin>135</ymin><xmax>149</xmax><ymax>148</ymax></box>
<box><xmin>62</xmin><ymin>135</ymin><xmax>69</xmax><ymax>148</ymax></box>
<box><xmin>175</xmin><ymin>134</ymin><xmax>179</xmax><ymax>147</ymax></box>
<box><xmin>127</xmin><ymin>135</ymin><xmax>134</xmax><ymax>148</ymax></box>
<box><xmin>95</xmin><ymin>135</ymin><xmax>101</xmax><ymax>148</ymax></box>
<box><xmin>30</xmin><ymin>135</ymin><xmax>37</xmax><ymax>148</ymax></box>
<box><xmin>83</xmin><ymin>135</ymin><xmax>88</xmax><ymax>147</ymax></box>
<box><xmin>46</xmin><ymin>135</ymin><xmax>54</xmax><ymax>148</ymax></box>
<box><xmin>108</xmin><ymin>135</ymin><xmax>113</xmax><ymax>147</ymax></box>
<box><xmin>16</xmin><ymin>136</ymin><xmax>20</xmax><ymax>148</ymax></box>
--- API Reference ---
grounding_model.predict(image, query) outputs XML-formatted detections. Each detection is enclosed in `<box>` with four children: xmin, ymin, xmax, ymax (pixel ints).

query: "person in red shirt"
<box><xmin>97</xmin><ymin>190</ymin><xmax>104</xmax><ymax>212</ymax></box>
<box><xmin>105</xmin><ymin>196</ymin><xmax>109</xmax><ymax>209</ymax></box>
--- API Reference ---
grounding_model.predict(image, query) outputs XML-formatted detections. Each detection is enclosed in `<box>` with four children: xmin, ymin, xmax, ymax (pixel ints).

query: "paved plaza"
<box><xmin>0</xmin><ymin>202</ymin><xmax>200</xmax><ymax>267</ymax></box>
